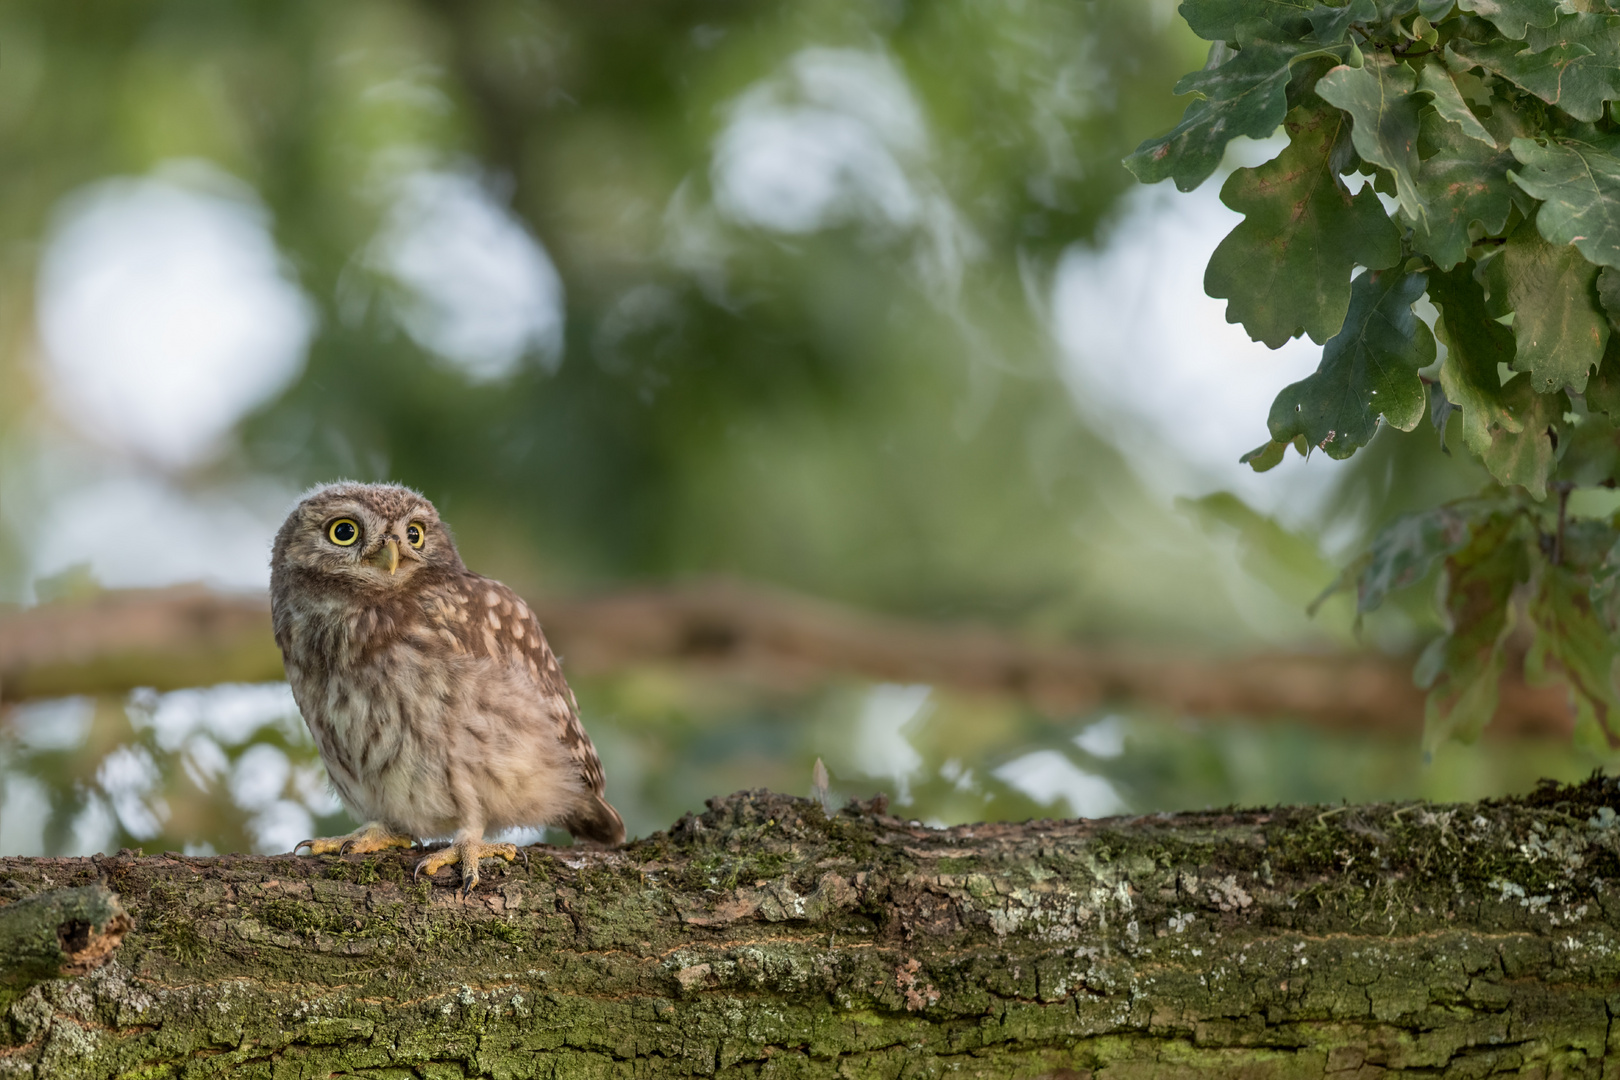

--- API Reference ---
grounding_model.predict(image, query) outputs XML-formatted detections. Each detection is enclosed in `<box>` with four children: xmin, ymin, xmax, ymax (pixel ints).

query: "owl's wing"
<box><xmin>420</xmin><ymin>576</ymin><xmax>610</xmax><ymax>798</ymax></box>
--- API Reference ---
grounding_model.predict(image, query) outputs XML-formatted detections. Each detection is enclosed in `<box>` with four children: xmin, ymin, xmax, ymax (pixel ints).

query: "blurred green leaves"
<box><xmin>1530</xmin><ymin>554</ymin><xmax>1620</xmax><ymax>751</ymax></box>
<box><xmin>1179</xmin><ymin>492</ymin><xmax>1341</xmax><ymax>612</ymax></box>
<box><xmin>1337</xmin><ymin>499</ymin><xmax>1500</xmax><ymax>616</ymax></box>
<box><xmin>1414</xmin><ymin>508</ymin><xmax>1526</xmax><ymax>749</ymax></box>
<box><xmin>0</xmin><ymin>0</ymin><xmax>1229</xmax><ymax>632</ymax></box>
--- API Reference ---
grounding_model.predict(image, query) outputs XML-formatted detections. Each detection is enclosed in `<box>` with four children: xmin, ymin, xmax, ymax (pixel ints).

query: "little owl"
<box><xmin>270</xmin><ymin>481</ymin><xmax>624</xmax><ymax>895</ymax></box>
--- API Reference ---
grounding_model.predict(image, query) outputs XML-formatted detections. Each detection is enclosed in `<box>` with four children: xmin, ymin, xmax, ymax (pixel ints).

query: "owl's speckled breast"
<box><xmin>277</xmin><ymin>594</ymin><xmax>455</xmax><ymax>829</ymax></box>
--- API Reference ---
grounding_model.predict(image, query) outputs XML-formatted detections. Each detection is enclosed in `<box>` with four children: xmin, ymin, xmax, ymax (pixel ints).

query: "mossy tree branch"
<box><xmin>5</xmin><ymin>783</ymin><xmax>1620</xmax><ymax>1077</ymax></box>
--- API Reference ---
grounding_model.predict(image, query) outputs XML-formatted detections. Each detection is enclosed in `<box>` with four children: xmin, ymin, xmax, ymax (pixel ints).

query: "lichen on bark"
<box><xmin>5</xmin><ymin>780</ymin><xmax>1620</xmax><ymax>1077</ymax></box>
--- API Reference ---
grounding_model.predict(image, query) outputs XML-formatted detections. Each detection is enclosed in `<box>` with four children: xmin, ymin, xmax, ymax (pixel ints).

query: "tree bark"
<box><xmin>4</xmin><ymin>783</ymin><xmax>1620</xmax><ymax>1077</ymax></box>
<box><xmin>0</xmin><ymin>885</ymin><xmax>130</xmax><ymax>1002</ymax></box>
<box><xmin>0</xmin><ymin>581</ymin><xmax>1577</xmax><ymax>736</ymax></box>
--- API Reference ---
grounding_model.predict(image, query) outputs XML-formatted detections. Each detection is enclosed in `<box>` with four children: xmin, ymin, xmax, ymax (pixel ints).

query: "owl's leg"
<box><xmin>294</xmin><ymin>821</ymin><xmax>416</xmax><ymax>857</ymax></box>
<box><xmin>413</xmin><ymin>830</ymin><xmax>519</xmax><ymax>898</ymax></box>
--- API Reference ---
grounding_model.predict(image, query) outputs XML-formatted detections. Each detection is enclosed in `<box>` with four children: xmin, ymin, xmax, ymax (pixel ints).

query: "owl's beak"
<box><xmin>364</xmin><ymin>538</ymin><xmax>401</xmax><ymax>575</ymax></box>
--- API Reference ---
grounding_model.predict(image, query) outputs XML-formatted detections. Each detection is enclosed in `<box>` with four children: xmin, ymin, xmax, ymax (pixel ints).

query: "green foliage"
<box><xmin>1178</xmin><ymin>491</ymin><xmax>1360</xmax><ymax>618</ymax></box>
<box><xmin>1414</xmin><ymin>508</ymin><xmax>1526</xmax><ymax>749</ymax></box>
<box><xmin>1455</xmin><ymin>0</ymin><xmax>1560</xmax><ymax>41</ymax></box>
<box><xmin>1131</xmin><ymin>0</ymin><xmax>1620</xmax><ymax>746</ymax></box>
<box><xmin>1124</xmin><ymin>23</ymin><xmax>1349</xmax><ymax>192</ymax></box>
<box><xmin>1408</xmin><ymin>107</ymin><xmax>1519</xmax><ymax>270</ymax></box>
<box><xmin>1266</xmin><ymin>267</ymin><xmax>1435</xmax><ymax>457</ymax></box>
<box><xmin>1509</xmin><ymin>134</ymin><xmax>1620</xmax><ymax>268</ymax></box>
<box><xmin>1333</xmin><ymin>497</ymin><xmax>1505</xmax><ymax>615</ymax></box>
<box><xmin>1529</xmin><ymin>554</ymin><xmax>1620</xmax><ymax>751</ymax></box>
<box><xmin>1428</xmin><ymin>262</ymin><xmax>1561</xmax><ymax>498</ymax></box>
<box><xmin>1205</xmin><ymin>103</ymin><xmax>1400</xmax><ymax>347</ymax></box>
<box><xmin>1483</xmin><ymin>218</ymin><xmax>1609</xmax><ymax>393</ymax></box>
<box><xmin>1452</xmin><ymin>19</ymin><xmax>1620</xmax><ymax>125</ymax></box>
<box><xmin>1416</xmin><ymin>63</ymin><xmax>1493</xmax><ymax>147</ymax></box>
<box><xmin>1316</xmin><ymin>55</ymin><xmax>1428</xmax><ymax>222</ymax></box>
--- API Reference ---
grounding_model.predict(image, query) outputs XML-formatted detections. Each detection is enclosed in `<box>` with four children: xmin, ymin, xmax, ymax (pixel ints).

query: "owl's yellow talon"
<box><xmin>413</xmin><ymin>839</ymin><xmax>519</xmax><ymax>896</ymax></box>
<box><xmin>292</xmin><ymin>822</ymin><xmax>414</xmax><ymax>858</ymax></box>
<box><xmin>414</xmin><ymin>847</ymin><xmax>458</xmax><ymax>882</ymax></box>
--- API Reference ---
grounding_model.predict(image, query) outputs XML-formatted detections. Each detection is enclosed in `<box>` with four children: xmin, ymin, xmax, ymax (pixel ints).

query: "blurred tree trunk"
<box><xmin>4</xmin><ymin>785</ymin><xmax>1619</xmax><ymax>1077</ymax></box>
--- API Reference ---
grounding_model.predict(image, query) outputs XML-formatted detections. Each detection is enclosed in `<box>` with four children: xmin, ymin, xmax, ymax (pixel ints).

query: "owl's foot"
<box><xmin>294</xmin><ymin>821</ymin><xmax>416</xmax><ymax>857</ymax></box>
<box><xmin>413</xmin><ymin>838</ymin><xmax>521</xmax><ymax>898</ymax></box>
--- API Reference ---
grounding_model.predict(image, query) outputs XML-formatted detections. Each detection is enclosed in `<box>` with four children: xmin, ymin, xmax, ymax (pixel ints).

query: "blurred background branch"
<box><xmin>0</xmin><ymin>582</ymin><xmax>1575</xmax><ymax>736</ymax></box>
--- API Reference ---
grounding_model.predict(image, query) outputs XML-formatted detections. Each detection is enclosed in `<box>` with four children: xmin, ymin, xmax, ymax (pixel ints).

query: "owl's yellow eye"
<box><xmin>328</xmin><ymin>519</ymin><xmax>360</xmax><ymax>546</ymax></box>
<box><xmin>406</xmin><ymin>523</ymin><xmax>425</xmax><ymax>549</ymax></box>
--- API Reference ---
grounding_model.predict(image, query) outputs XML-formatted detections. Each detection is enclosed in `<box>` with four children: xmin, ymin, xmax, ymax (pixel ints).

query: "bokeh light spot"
<box><xmin>37</xmin><ymin>162</ymin><xmax>315</xmax><ymax>468</ymax></box>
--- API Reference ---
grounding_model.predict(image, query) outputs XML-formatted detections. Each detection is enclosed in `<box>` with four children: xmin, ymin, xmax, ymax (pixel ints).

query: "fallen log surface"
<box><xmin>0</xmin><ymin>580</ymin><xmax>1578</xmax><ymax>735</ymax></box>
<box><xmin>4</xmin><ymin>782</ymin><xmax>1620</xmax><ymax>1077</ymax></box>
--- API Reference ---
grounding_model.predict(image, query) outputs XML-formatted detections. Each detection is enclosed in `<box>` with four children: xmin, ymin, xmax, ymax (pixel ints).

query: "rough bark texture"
<box><xmin>5</xmin><ymin>783</ymin><xmax>1620</xmax><ymax>1078</ymax></box>
<box><xmin>0</xmin><ymin>885</ymin><xmax>130</xmax><ymax>1002</ymax></box>
<box><xmin>0</xmin><ymin>582</ymin><xmax>1577</xmax><ymax>735</ymax></box>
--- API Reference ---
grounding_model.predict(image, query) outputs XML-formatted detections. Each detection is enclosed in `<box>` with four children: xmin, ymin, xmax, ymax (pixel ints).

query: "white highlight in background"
<box><xmin>142</xmin><ymin>682</ymin><xmax>303</xmax><ymax>750</ymax></box>
<box><xmin>369</xmin><ymin>168</ymin><xmax>565</xmax><ymax>382</ymax></box>
<box><xmin>36</xmin><ymin>161</ymin><xmax>315</xmax><ymax>468</ymax></box>
<box><xmin>1074</xmin><ymin>715</ymin><xmax>1128</xmax><ymax>759</ymax></box>
<box><xmin>7</xmin><ymin>696</ymin><xmax>94</xmax><ymax>750</ymax></box>
<box><xmin>98</xmin><ymin>745</ymin><xmax>168</xmax><ymax>839</ymax></box>
<box><xmin>993</xmin><ymin>750</ymin><xmax>1125</xmax><ymax>819</ymax></box>
<box><xmin>28</xmin><ymin>476</ymin><xmax>293</xmax><ymax>594</ymax></box>
<box><xmin>0</xmin><ymin>774</ymin><xmax>52</xmax><ymax>856</ymax></box>
<box><xmin>852</xmin><ymin>683</ymin><xmax>932</xmax><ymax>806</ymax></box>
<box><xmin>713</xmin><ymin>48</ymin><xmax>924</xmax><ymax>234</ymax></box>
<box><xmin>1053</xmin><ymin>149</ymin><xmax>1353</xmax><ymax>523</ymax></box>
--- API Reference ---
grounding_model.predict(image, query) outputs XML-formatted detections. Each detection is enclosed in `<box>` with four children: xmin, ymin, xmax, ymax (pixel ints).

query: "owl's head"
<box><xmin>271</xmin><ymin>481</ymin><xmax>463</xmax><ymax>592</ymax></box>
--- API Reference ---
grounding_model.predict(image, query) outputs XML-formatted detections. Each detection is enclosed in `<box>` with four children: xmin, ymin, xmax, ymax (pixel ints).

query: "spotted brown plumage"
<box><xmin>269</xmin><ymin>481</ymin><xmax>624</xmax><ymax>896</ymax></box>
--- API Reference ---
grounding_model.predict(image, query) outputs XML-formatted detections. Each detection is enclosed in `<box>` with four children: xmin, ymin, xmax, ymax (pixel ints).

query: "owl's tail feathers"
<box><xmin>566</xmin><ymin>794</ymin><xmax>626</xmax><ymax>847</ymax></box>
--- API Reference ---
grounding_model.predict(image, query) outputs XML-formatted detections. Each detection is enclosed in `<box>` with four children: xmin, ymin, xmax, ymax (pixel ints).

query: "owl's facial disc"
<box><xmin>276</xmin><ymin>484</ymin><xmax>459</xmax><ymax>593</ymax></box>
